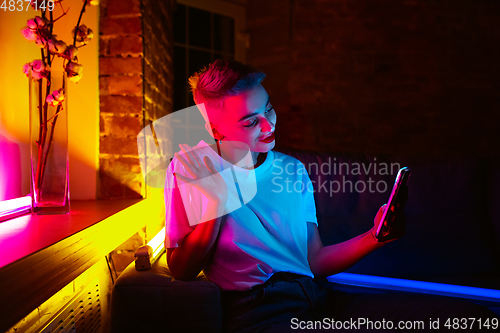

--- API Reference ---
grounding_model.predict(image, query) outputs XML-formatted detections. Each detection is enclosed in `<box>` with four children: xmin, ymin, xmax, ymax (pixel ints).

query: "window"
<box><xmin>174</xmin><ymin>3</ymin><xmax>236</xmax><ymax>111</ymax></box>
<box><xmin>172</xmin><ymin>0</ymin><xmax>246</xmax><ymax>143</ymax></box>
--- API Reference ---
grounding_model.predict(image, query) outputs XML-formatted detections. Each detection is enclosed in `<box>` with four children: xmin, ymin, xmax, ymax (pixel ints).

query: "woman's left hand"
<box><xmin>371</xmin><ymin>185</ymin><xmax>408</xmax><ymax>244</ymax></box>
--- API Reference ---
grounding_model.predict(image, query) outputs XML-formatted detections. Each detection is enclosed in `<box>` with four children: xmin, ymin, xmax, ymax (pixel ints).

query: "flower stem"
<box><xmin>39</xmin><ymin>73</ymin><xmax>66</xmax><ymax>191</ymax></box>
<box><xmin>37</xmin><ymin>7</ymin><xmax>55</xmax><ymax>190</ymax></box>
<box><xmin>52</xmin><ymin>9</ymin><xmax>69</xmax><ymax>24</ymax></box>
<box><xmin>32</xmin><ymin>0</ymin><xmax>89</xmax><ymax>202</ymax></box>
<box><xmin>40</xmin><ymin>103</ymin><xmax>63</xmax><ymax>186</ymax></box>
<box><xmin>46</xmin><ymin>108</ymin><xmax>63</xmax><ymax>123</ymax></box>
<box><xmin>35</xmin><ymin>79</ymin><xmax>44</xmax><ymax>191</ymax></box>
<box><xmin>46</xmin><ymin>9</ymin><xmax>53</xmax><ymax>68</ymax></box>
<box><xmin>50</xmin><ymin>9</ymin><xmax>53</xmax><ymax>34</ymax></box>
<box><xmin>34</xmin><ymin>1</ymin><xmax>47</xmax><ymax>195</ymax></box>
<box><xmin>37</xmin><ymin>80</ymin><xmax>43</xmax><ymax>148</ymax></box>
<box><xmin>73</xmin><ymin>2</ymin><xmax>88</xmax><ymax>46</ymax></box>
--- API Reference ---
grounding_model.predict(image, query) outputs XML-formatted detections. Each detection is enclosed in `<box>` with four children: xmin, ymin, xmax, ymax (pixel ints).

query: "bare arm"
<box><xmin>307</xmin><ymin>222</ymin><xmax>384</xmax><ymax>278</ymax></box>
<box><xmin>308</xmin><ymin>203</ymin><xmax>403</xmax><ymax>278</ymax></box>
<box><xmin>165</xmin><ymin>144</ymin><xmax>228</xmax><ymax>281</ymax></box>
<box><xmin>167</xmin><ymin>202</ymin><xmax>225</xmax><ymax>281</ymax></box>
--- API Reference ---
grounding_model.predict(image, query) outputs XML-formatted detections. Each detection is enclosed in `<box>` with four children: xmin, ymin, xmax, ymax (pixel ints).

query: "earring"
<box><xmin>216</xmin><ymin>137</ymin><xmax>222</xmax><ymax>157</ymax></box>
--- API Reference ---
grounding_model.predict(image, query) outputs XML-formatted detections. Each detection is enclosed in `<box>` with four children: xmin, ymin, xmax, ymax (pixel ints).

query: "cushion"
<box><xmin>110</xmin><ymin>253</ymin><xmax>223</xmax><ymax>333</ymax></box>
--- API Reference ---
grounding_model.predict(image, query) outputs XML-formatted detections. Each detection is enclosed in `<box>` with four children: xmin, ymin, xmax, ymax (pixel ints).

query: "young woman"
<box><xmin>164</xmin><ymin>60</ymin><xmax>497</xmax><ymax>332</ymax></box>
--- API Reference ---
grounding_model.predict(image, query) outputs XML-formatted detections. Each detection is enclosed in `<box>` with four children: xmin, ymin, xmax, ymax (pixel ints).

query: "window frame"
<box><xmin>176</xmin><ymin>0</ymin><xmax>247</xmax><ymax>63</ymax></box>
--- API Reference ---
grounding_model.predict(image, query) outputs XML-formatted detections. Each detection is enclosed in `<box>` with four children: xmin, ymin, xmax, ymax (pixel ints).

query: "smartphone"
<box><xmin>375</xmin><ymin>167</ymin><xmax>411</xmax><ymax>242</ymax></box>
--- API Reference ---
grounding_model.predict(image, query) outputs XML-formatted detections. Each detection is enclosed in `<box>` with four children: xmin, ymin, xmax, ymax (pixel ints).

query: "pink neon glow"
<box><xmin>0</xmin><ymin>195</ymin><xmax>31</xmax><ymax>223</ymax></box>
<box><xmin>0</xmin><ymin>196</ymin><xmax>31</xmax><ymax>213</ymax></box>
<box><xmin>0</xmin><ymin>133</ymin><xmax>23</xmax><ymax>202</ymax></box>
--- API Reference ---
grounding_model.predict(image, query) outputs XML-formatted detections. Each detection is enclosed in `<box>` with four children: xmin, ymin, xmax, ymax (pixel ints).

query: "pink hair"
<box><xmin>188</xmin><ymin>59</ymin><xmax>266</xmax><ymax>117</ymax></box>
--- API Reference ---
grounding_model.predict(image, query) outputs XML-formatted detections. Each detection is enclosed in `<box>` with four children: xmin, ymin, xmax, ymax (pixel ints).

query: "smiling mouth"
<box><xmin>259</xmin><ymin>132</ymin><xmax>275</xmax><ymax>143</ymax></box>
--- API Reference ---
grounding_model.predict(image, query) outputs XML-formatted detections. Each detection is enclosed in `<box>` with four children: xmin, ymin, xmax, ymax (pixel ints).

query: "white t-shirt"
<box><xmin>164</xmin><ymin>140</ymin><xmax>318</xmax><ymax>291</ymax></box>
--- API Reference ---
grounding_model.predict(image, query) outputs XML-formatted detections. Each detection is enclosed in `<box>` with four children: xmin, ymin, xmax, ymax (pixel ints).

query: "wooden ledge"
<box><xmin>0</xmin><ymin>198</ymin><xmax>165</xmax><ymax>332</ymax></box>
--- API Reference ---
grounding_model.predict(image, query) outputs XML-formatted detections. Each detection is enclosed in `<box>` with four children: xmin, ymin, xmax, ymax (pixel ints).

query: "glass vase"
<box><xmin>29</xmin><ymin>71</ymin><xmax>70</xmax><ymax>214</ymax></box>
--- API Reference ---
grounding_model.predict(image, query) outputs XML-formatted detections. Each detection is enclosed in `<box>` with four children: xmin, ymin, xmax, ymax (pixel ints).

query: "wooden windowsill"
<box><xmin>0</xmin><ymin>198</ymin><xmax>165</xmax><ymax>332</ymax></box>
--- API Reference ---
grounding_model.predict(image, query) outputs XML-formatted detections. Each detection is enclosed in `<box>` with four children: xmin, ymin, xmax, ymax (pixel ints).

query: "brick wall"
<box><xmin>99</xmin><ymin>0</ymin><xmax>144</xmax><ymax>199</ymax></box>
<box><xmin>98</xmin><ymin>0</ymin><xmax>174</xmax><ymax>199</ymax></box>
<box><xmin>247</xmin><ymin>0</ymin><xmax>500</xmax><ymax>159</ymax></box>
<box><xmin>99</xmin><ymin>0</ymin><xmax>173</xmax><ymax>273</ymax></box>
<box><xmin>142</xmin><ymin>0</ymin><xmax>174</xmax><ymax>130</ymax></box>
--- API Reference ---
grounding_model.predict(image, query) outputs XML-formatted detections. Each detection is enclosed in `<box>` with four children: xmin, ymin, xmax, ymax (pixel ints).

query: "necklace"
<box><xmin>241</xmin><ymin>152</ymin><xmax>266</xmax><ymax>169</ymax></box>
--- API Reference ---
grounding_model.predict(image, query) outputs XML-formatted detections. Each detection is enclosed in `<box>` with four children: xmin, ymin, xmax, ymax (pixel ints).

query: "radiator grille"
<box><xmin>39</xmin><ymin>281</ymin><xmax>101</xmax><ymax>333</ymax></box>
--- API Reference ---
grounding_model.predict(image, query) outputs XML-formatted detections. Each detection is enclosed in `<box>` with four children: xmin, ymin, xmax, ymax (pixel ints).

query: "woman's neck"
<box><xmin>251</xmin><ymin>151</ymin><xmax>267</xmax><ymax>169</ymax></box>
<box><xmin>209</xmin><ymin>142</ymin><xmax>267</xmax><ymax>169</ymax></box>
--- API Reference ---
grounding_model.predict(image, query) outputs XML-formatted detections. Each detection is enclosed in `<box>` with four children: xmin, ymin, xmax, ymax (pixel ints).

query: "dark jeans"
<box><xmin>221</xmin><ymin>272</ymin><xmax>499</xmax><ymax>333</ymax></box>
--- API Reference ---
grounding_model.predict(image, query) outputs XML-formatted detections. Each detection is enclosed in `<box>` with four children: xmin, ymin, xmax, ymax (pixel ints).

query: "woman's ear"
<box><xmin>205</xmin><ymin>122</ymin><xmax>224</xmax><ymax>141</ymax></box>
<box><xmin>204</xmin><ymin>122</ymin><xmax>214</xmax><ymax>138</ymax></box>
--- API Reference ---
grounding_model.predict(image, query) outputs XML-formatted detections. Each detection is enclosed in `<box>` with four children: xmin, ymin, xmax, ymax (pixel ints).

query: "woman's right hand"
<box><xmin>173</xmin><ymin>143</ymin><xmax>228</xmax><ymax>205</ymax></box>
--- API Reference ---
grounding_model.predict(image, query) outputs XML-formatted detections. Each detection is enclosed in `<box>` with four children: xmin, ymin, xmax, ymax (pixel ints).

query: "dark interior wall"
<box><xmin>247</xmin><ymin>0</ymin><xmax>500</xmax><ymax>159</ymax></box>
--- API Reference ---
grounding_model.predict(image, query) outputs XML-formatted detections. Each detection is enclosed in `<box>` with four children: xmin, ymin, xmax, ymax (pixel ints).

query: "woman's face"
<box><xmin>211</xmin><ymin>84</ymin><xmax>276</xmax><ymax>153</ymax></box>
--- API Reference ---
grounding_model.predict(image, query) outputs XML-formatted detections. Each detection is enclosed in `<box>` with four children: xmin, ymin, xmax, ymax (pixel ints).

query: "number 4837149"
<box><xmin>1</xmin><ymin>0</ymin><xmax>55</xmax><ymax>11</ymax></box>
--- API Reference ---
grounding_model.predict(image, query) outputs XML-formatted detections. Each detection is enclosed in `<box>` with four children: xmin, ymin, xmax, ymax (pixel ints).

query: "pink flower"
<box><xmin>48</xmin><ymin>37</ymin><xmax>68</xmax><ymax>55</ymax></box>
<box><xmin>27</xmin><ymin>16</ymin><xmax>46</xmax><ymax>29</ymax></box>
<box><xmin>30</xmin><ymin>59</ymin><xmax>44</xmax><ymax>72</ymax></box>
<box><xmin>21</xmin><ymin>27</ymin><xmax>37</xmax><ymax>42</ymax></box>
<box><xmin>62</xmin><ymin>45</ymin><xmax>78</xmax><ymax>60</ymax></box>
<box><xmin>46</xmin><ymin>89</ymin><xmax>65</xmax><ymax>107</ymax></box>
<box><xmin>32</xmin><ymin>71</ymin><xmax>44</xmax><ymax>80</ymax></box>
<box><xmin>31</xmin><ymin>59</ymin><xmax>51</xmax><ymax>80</ymax></box>
<box><xmin>27</xmin><ymin>19</ymin><xmax>37</xmax><ymax>30</ymax></box>
<box><xmin>21</xmin><ymin>16</ymin><xmax>50</xmax><ymax>47</ymax></box>
<box><xmin>23</xmin><ymin>59</ymin><xmax>50</xmax><ymax>80</ymax></box>
<box><xmin>35</xmin><ymin>35</ymin><xmax>49</xmax><ymax>48</ymax></box>
<box><xmin>65</xmin><ymin>61</ymin><xmax>83</xmax><ymax>82</ymax></box>
<box><xmin>23</xmin><ymin>63</ymin><xmax>31</xmax><ymax>76</ymax></box>
<box><xmin>73</xmin><ymin>24</ymin><xmax>93</xmax><ymax>46</ymax></box>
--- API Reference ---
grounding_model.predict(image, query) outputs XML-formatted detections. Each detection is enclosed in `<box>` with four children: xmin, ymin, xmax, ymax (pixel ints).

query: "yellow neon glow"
<box><xmin>147</xmin><ymin>227</ymin><xmax>166</xmax><ymax>260</ymax></box>
<box><xmin>0</xmin><ymin>1</ymin><xmax>99</xmax><ymax>201</ymax></box>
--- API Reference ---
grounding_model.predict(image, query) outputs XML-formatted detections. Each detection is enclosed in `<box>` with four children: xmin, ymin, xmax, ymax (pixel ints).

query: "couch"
<box><xmin>110</xmin><ymin>147</ymin><xmax>500</xmax><ymax>332</ymax></box>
